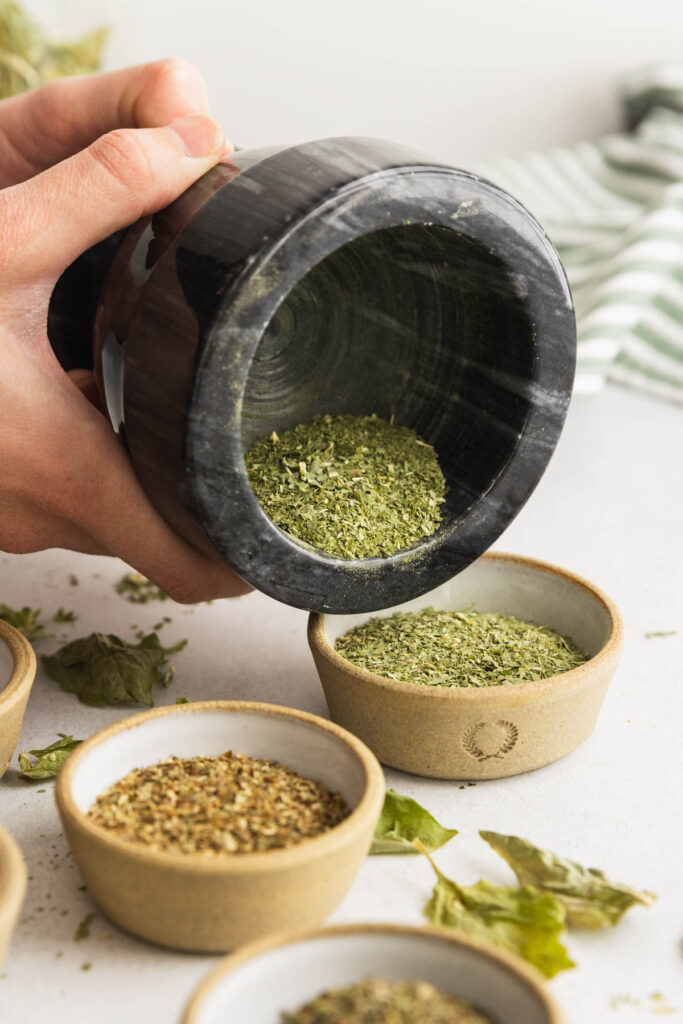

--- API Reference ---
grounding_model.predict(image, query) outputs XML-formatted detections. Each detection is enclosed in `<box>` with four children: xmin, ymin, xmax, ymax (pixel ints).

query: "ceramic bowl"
<box><xmin>0</xmin><ymin>619</ymin><xmax>37</xmax><ymax>779</ymax></box>
<box><xmin>308</xmin><ymin>551</ymin><xmax>622</xmax><ymax>780</ymax></box>
<box><xmin>55</xmin><ymin>701</ymin><xmax>384</xmax><ymax>953</ymax></box>
<box><xmin>0</xmin><ymin>826</ymin><xmax>27</xmax><ymax>966</ymax></box>
<box><xmin>182</xmin><ymin>923</ymin><xmax>564</xmax><ymax>1024</ymax></box>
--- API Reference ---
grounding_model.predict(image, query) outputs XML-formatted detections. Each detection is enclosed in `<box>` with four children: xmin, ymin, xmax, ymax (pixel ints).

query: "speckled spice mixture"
<box><xmin>87</xmin><ymin>752</ymin><xmax>350</xmax><ymax>854</ymax></box>
<box><xmin>281</xmin><ymin>979</ymin><xmax>496</xmax><ymax>1023</ymax></box>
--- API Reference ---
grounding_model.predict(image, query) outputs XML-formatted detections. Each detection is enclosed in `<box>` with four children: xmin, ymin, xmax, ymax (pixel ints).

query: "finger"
<box><xmin>0</xmin><ymin>116</ymin><xmax>226</xmax><ymax>287</ymax></box>
<box><xmin>0</xmin><ymin>58</ymin><xmax>221</xmax><ymax>187</ymax></box>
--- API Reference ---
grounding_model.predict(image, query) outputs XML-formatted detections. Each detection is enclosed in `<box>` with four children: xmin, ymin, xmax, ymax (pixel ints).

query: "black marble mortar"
<box><xmin>48</xmin><ymin>137</ymin><xmax>576</xmax><ymax>613</ymax></box>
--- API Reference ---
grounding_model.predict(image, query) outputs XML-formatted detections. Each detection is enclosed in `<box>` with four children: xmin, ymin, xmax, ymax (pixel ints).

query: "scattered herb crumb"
<box><xmin>116</xmin><ymin>571</ymin><xmax>169</xmax><ymax>604</ymax></box>
<box><xmin>80</xmin><ymin>962</ymin><xmax>92</xmax><ymax>972</ymax></box>
<box><xmin>68</xmin><ymin>574</ymin><xmax>79</xmax><ymax>587</ymax></box>
<box><xmin>0</xmin><ymin>602</ymin><xmax>51</xmax><ymax>640</ymax></box>
<box><xmin>651</xmin><ymin>993</ymin><xmax>678</xmax><ymax>1016</ymax></box>
<box><xmin>336</xmin><ymin>607</ymin><xmax>588</xmax><ymax>688</ymax></box>
<box><xmin>42</xmin><ymin>632</ymin><xmax>187</xmax><ymax>707</ymax></box>
<box><xmin>175</xmin><ymin>697</ymin><xmax>190</xmax><ymax>704</ymax></box>
<box><xmin>74</xmin><ymin>912</ymin><xmax>95</xmax><ymax>941</ymax></box>
<box><xmin>245</xmin><ymin>413</ymin><xmax>446</xmax><ymax>559</ymax></box>
<box><xmin>88</xmin><ymin>752</ymin><xmax>350</xmax><ymax>855</ymax></box>
<box><xmin>645</xmin><ymin>630</ymin><xmax>677</xmax><ymax>639</ymax></box>
<box><xmin>53</xmin><ymin>608</ymin><xmax>78</xmax><ymax>623</ymax></box>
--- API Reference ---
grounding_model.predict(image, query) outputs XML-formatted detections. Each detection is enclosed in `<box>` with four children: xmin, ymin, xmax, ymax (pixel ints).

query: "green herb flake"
<box><xmin>42</xmin><ymin>632</ymin><xmax>187</xmax><ymax>708</ymax></box>
<box><xmin>174</xmin><ymin>697</ymin><xmax>190</xmax><ymax>704</ymax></box>
<box><xmin>370</xmin><ymin>790</ymin><xmax>457</xmax><ymax>855</ymax></box>
<box><xmin>115</xmin><ymin>571</ymin><xmax>170</xmax><ymax>604</ymax></box>
<box><xmin>0</xmin><ymin>602</ymin><xmax>51</xmax><ymax>640</ymax></box>
<box><xmin>18</xmin><ymin>734</ymin><xmax>81</xmax><ymax>780</ymax></box>
<box><xmin>421</xmin><ymin>845</ymin><xmax>574</xmax><ymax>979</ymax></box>
<box><xmin>336</xmin><ymin>606</ymin><xmax>588</xmax><ymax>688</ymax></box>
<box><xmin>480</xmin><ymin>831</ymin><xmax>656</xmax><ymax>929</ymax></box>
<box><xmin>245</xmin><ymin>413</ymin><xmax>446</xmax><ymax>559</ymax></box>
<box><xmin>74</xmin><ymin>912</ymin><xmax>95</xmax><ymax>942</ymax></box>
<box><xmin>80</xmin><ymin>962</ymin><xmax>92</xmax><ymax>972</ymax></box>
<box><xmin>53</xmin><ymin>608</ymin><xmax>77</xmax><ymax>623</ymax></box>
<box><xmin>645</xmin><ymin>630</ymin><xmax>677</xmax><ymax>638</ymax></box>
<box><xmin>281</xmin><ymin>979</ymin><xmax>493</xmax><ymax>1023</ymax></box>
<box><xmin>68</xmin><ymin>574</ymin><xmax>79</xmax><ymax>587</ymax></box>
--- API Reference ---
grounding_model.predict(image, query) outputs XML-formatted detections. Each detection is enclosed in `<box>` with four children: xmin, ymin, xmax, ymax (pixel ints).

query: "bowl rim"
<box><xmin>55</xmin><ymin>700</ymin><xmax>385</xmax><ymax>876</ymax></box>
<box><xmin>0</xmin><ymin>825</ymin><xmax>27</xmax><ymax>939</ymax></box>
<box><xmin>0</xmin><ymin>618</ymin><xmax>37</xmax><ymax>709</ymax></box>
<box><xmin>308</xmin><ymin>550</ymin><xmax>623</xmax><ymax>703</ymax></box>
<box><xmin>182</xmin><ymin>921</ymin><xmax>564</xmax><ymax>1024</ymax></box>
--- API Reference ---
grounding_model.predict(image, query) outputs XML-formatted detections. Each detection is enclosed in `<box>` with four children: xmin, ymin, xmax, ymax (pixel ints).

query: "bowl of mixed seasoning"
<box><xmin>182</xmin><ymin>923</ymin><xmax>564</xmax><ymax>1023</ymax></box>
<box><xmin>0</xmin><ymin>826</ymin><xmax>27</xmax><ymax>966</ymax></box>
<box><xmin>308</xmin><ymin>552</ymin><xmax>622</xmax><ymax>779</ymax></box>
<box><xmin>55</xmin><ymin>701</ymin><xmax>384</xmax><ymax>952</ymax></box>
<box><xmin>0</xmin><ymin>618</ymin><xmax>37</xmax><ymax>779</ymax></box>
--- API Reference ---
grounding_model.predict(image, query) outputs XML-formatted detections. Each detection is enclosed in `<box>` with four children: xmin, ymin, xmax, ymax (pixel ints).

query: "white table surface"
<box><xmin>0</xmin><ymin>383</ymin><xmax>681</xmax><ymax>1023</ymax></box>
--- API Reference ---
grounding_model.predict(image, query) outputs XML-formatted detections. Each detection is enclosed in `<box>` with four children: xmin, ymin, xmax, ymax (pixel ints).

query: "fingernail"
<box><xmin>168</xmin><ymin>115</ymin><xmax>224</xmax><ymax>158</ymax></box>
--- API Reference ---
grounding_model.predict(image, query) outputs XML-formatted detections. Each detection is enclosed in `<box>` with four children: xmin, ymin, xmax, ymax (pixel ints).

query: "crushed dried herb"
<box><xmin>53</xmin><ymin>608</ymin><xmax>77</xmax><ymax>623</ymax></box>
<box><xmin>336</xmin><ymin>607</ymin><xmax>588</xmax><ymax>688</ymax></box>
<box><xmin>370</xmin><ymin>789</ymin><xmax>457</xmax><ymax>855</ymax></box>
<box><xmin>245</xmin><ymin>414</ymin><xmax>446</xmax><ymax>559</ymax></box>
<box><xmin>645</xmin><ymin>630</ymin><xmax>677</xmax><ymax>639</ymax></box>
<box><xmin>42</xmin><ymin>632</ymin><xmax>186</xmax><ymax>707</ymax></box>
<box><xmin>480</xmin><ymin>831</ymin><xmax>655</xmax><ymax>929</ymax></box>
<box><xmin>281</xmin><ymin>979</ymin><xmax>493</xmax><ymax>1023</ymax></box>
<box><xmin>18</xmin><ymin>734</ymin><xmax>81</xmax><ymax>779</ymax></box>
<box><xmin>0</xmin><ymin>602</ymin><xmax>50</xmax><ymax>641</ymax></box>
<box><xmin>115</xmin><ymin>571</ymin><xmax>169</xmax><ymax>604</ymax></box>
<box><xmin>0</xmin><ymin>1</ymin><xmax>107</xmax><ymax>99</ymax></box>
<box><xmin>88</xmin><ymin>752</ymin><xmax>349</xmax><ymax>855</ymax></box>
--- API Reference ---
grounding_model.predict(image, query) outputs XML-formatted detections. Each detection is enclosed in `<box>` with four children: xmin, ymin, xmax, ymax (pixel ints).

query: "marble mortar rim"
<box><xmin>308</xmin><ymin>550</ymin><xmax>623</xmax><ymax>703</ymax></box>
<box><xmin>182</xmin><ymin>922</ymin><xmax>564</xmax><ymax>1024</ymax></box>
<box><xmin>55</xmin><ymin>700</ymin><xmax>385</xmax><ymax>876</ymax></box>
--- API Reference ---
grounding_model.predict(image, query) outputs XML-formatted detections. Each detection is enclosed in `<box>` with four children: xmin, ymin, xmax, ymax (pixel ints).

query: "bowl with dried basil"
<box><xmin>0</xmin><ymin>826</ymin><xmax>27</xmax><ymax>967</ymax></box>
<box><xmin>0</xmin><ymin>618</ymin><xmax>37</xmax><ymax>779</ymax></box>
<box><xmin>182</xmin><ymin>923</ymin><xmax>564</xmax><ymax>1024</ymax></box>
<box><xmin>55</xmin><ymin>701</ymin><xmax>384</xmax><ymax>953</ymax></box>
<box><xmin>308</xmin><ymin>552</ymin><xmax>622</xmax><ymax>780</ymax></box>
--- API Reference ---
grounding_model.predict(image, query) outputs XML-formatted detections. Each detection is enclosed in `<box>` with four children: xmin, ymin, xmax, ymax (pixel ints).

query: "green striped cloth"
<box><xmin>469</xmin><ymin>65</ymin><xmax>683</xmax><ymax>401</ymax></box>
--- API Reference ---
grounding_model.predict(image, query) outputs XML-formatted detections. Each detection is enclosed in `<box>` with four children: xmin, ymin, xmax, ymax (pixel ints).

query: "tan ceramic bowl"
<box><xmin>0</xmin><ymin>826</ymin><xmax>27</xmax><ymax>966</ymax></box>
<box><xmin>0</xmin><ymin>619</ymin><xmax>37</xmax><ymax>779</ymax></box>
<box><xmin>183</xmin><ymin>923</ymin><xmax>564</xmax><ymax>1023</ymax></box>
<box><xmin>55</xmin><ymin>701</ymin><xmax>384</xmax><ymax>953</ymax></box>
<box><xmin>309</xmin><ymin>552</ymin><xmax>622</xmax><ymax>780</ymax></box>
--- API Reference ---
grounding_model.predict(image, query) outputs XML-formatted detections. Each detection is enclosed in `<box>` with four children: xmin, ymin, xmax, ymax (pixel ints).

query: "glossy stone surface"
<box><xmin>48</xmin><ymin>137</ymin><xmax>576</xmax><ymax>612</ymax></box>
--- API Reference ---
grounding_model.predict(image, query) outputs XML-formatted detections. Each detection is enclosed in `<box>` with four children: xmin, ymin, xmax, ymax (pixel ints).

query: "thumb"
<box><xmin>0</xmin><ymin>115</ymin><xmax>227</xmax><ymax>285</ymax></box>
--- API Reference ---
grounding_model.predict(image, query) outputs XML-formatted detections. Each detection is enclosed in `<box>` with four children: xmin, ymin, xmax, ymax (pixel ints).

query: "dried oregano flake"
<box><xmin>335</xmin><ymin>607</ymin><xmax>588</xmax><ymax>688</ymax></box>
<box><xmin>281</xmin><ymin>979</ymin><xmax>494</xmax><ymax>1024</ymax></box>
<box><xmin>245</xmin><ymin>414</ymin><xmax>446</xmax><ymax>559</ymax></box>
<box><xmin>87</xmin><ymin>752</ymin><xmax>349</xmax><ymax>855</ymax></box>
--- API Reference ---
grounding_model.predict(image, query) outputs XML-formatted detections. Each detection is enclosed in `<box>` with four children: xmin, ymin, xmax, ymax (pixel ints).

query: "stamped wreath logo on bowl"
<box><xmin>461</xmin><ymin>721</ymin><xmax>519</xmax><ymax>762</ymax></box>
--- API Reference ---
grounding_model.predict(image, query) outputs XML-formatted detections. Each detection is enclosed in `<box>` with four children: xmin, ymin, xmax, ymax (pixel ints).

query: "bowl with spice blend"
<box><xmin>0</xmin><ymin>618</ymin><xmax>37</xmax><ymax>779</ymax></box>
<box><xmin>308</xmin><ymin>551</ymin><xmax>622</xmax><ymax>780</ymax></box>
<box><xmin>55</xmin><ymin>701</ymin><xmax>384</xmax><ymax>952</ymax></box>
<box><xmin>0</xmin><ymin>826</ymin><xmax>27</xmax><ymax>966</ymax></box>
<box><xmin>182</xmin><ymin>923</ymin><xmax>563</xmax><ymax>1024</ymax></box>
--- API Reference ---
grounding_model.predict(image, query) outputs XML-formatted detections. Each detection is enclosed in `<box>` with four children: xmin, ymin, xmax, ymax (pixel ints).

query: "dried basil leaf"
<box><xmin>0</xmin><ymin>602</ymin><xmax>51</xmax><ymax>640</ymax></box>
<box><xmin>421</xmin><ymin>846</ymin><xmax>574</xmax><ymax>979</ymax></box>
<box><xmin>18</xmin><ymin>733</ymin><xmax>81</xmax><ymax>779</ymax></box>
<box><xmin>370</xmin><ymin>790</ymin><xmax>458</xmax><ymax>855</ymax></box>
<box><xmin>0</xmin><ymin>2</ymin><xmax>107</xmax><ymax>100</ymax></box>
<box><xmin>480</xmin><ymin>831</ymin><xmax>656</xmax><ymax>930</ymax></box>
<box><xmin>42</xmin><ymin>632</ymin><xmax>187</xmax><ymax>708</ymax></box>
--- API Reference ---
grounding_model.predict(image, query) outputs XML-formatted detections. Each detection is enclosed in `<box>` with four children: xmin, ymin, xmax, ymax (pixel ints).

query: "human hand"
<box><xmin>0</xmin><ymin>59</ymin><xmax>252</xmax><ymax>602</ymax></box>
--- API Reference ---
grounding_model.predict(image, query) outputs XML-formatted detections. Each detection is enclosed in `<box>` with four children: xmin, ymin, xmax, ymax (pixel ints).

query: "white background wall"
<box><xmin>25</xmin><ymin>0</ymin><xmax>683</xmax><ymax>164</ymax></box>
